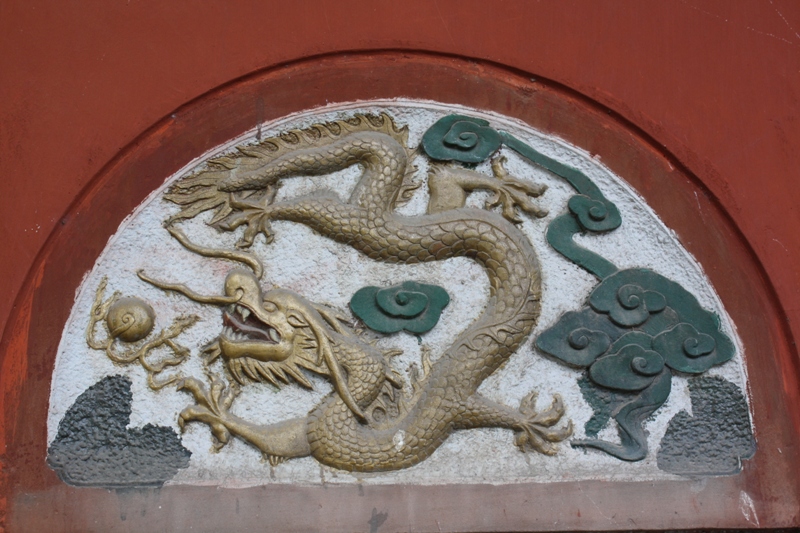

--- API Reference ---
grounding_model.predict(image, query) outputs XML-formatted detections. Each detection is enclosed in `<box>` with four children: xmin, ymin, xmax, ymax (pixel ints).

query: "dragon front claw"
<box><xmin>513</xmin><ymin>392</ymin><xmax>574</xmax><ymax>455</ymax></box>
<box><xmin>215</xmin><ymin>187</ymin><xmax>279</xmax><ymax>248</ymax></box>
<box><xmin>488</xmin><ymin>155</ymin><xmax>549</xmax><ymax>223</ymax></box>
<box><xmin>177</xmin><ymin>373</ymin><xmax>239</xmax><ymax>451</ymax></box>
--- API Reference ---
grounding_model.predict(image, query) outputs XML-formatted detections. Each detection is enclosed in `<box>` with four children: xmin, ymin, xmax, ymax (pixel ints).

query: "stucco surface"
<box><xmin>48</xmin><ymin>102</ymin><xmax>749</xmax><ymax>486</ymax></box>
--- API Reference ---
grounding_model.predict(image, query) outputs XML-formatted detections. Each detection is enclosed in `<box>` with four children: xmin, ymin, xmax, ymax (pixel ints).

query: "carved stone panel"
<box><xmin>47</xmin><ymin>101</ymin><xmax>752</xmax><ymax>488</ymax></box>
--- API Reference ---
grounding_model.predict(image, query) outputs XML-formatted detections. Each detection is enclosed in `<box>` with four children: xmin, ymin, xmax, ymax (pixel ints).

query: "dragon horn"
<box><xmin>137</xmin><ymin>270</ymin><xmax>241</xmax><ymax>306</ymax></box>
<box><xmin>166</xmin><ymin>225</ymin><xmax>264</xmax><ymax>279</ymax></box>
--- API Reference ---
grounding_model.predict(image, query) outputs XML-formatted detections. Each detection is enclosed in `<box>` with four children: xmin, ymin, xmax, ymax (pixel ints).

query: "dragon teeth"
<box><xmin>232</xmin><ymin>304</ymin><xmax>251</xmax><ymax>321</ymax></box>
<box><xmin>222</xmin><ymin>322</ymin><xmax>274</xmax><ymax>343</ymax></box>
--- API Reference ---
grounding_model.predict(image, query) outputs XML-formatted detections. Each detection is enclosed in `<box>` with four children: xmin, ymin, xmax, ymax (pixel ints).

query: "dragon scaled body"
<box><xmin>153</xmin><ymin>114</ymin><xmax>572</xmax><ymax>471</ymax></box>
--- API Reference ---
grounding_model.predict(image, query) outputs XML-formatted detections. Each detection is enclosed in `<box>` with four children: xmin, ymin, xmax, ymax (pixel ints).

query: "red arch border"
<box><xmin>2</xmin><ymin>51</ymin><xmax>798</xmax><ymax>531</ymax></box>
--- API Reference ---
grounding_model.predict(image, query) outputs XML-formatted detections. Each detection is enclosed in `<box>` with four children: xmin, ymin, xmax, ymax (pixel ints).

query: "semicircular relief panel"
<box><xmin>46</xmin><ymin>101</ymin><xmax>753</xmax><ymax>488</ymax></box>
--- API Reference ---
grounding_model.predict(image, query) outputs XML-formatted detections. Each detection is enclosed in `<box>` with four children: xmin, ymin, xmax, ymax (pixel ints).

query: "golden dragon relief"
<box><xmin>99</xmin><ymin>113</ymin><xmax>572</xmax><ymax>472</ymax></box>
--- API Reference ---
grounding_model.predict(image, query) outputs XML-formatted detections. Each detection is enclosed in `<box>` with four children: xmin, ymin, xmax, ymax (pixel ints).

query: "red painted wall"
<box><xmin>2</xmin><ymin>1</ymin><xmax>800</xmax><ymax>529</ymax></box>
<box><xmin>2</xmin><ymin>1</ymin><xmax>799</xmax><ymax>355</ymax></box>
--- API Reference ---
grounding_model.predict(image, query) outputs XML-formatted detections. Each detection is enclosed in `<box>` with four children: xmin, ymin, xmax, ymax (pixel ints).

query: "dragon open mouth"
<box><xmin>222</xmin><ymin>304</ymin><xmax>280</xmax><ymax>344</ymax></box>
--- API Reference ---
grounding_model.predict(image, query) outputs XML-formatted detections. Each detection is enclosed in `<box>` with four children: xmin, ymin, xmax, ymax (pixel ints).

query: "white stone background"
<box><xmin>47</xmin><ymin>100</ymin><xmax>750</xmax><ymax>487</ymax></box>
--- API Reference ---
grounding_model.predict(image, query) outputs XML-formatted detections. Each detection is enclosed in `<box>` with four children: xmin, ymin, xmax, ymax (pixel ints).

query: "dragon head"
<box><xmin>140</xmin><ymin>259</ymin><xmax>368</xmax><ymax>421</ymax></box>
<box><xmin>214</xmin><ymin>270</ymin><xmax>296</xmax><ymax>367</ymax></box>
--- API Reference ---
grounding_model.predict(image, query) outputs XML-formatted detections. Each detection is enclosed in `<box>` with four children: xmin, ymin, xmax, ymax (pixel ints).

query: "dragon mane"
<box><xmin>164</xmin><ymin>112</ymin><xmax>414</xmax><ymax>228</ymax></box>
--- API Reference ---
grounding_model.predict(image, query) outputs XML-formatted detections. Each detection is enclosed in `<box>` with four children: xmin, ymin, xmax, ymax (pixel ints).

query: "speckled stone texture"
<box><xmin>657</xmin><ymin>376</ymin><xmax>754</xmax><ymax>475</ymax></box>
<box><xmin>47</xmin><ymin>375</ymin><xmax>191</xmax><ymax>487</ymax></box>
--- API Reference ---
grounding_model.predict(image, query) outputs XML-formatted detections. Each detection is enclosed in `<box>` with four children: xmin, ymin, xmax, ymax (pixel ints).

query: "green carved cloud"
<box><xmin>421</xmin><ymin>115</ymin><xmax>502</xmax><ymax>164</ymax></box>
<box><xmin>350</xmin><ymin>281</ymin><xmax>450</xmax><ymax>334</ymax></box>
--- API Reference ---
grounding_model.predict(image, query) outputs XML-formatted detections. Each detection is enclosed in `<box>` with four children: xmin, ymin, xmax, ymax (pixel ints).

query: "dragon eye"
<box><xmin>262</xmin><ymin>301</ymin><xmax>278</xmax><ymax>312</ymax></box>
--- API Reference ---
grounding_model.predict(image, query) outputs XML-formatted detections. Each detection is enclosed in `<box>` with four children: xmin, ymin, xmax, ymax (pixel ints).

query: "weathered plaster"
<box><xmin>47</xmin><ymin>101</ymin><xmax>750</xmax><ymax>487</ymax></box>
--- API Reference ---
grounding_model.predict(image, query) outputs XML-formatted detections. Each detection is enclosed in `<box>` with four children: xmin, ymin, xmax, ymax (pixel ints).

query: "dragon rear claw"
<box><xmin>514</xmin><ymin>392</ymin><xmax>573</xmax><ymax>455</ymax></box>
<box><xmin>266</xmin><ymin>454</ymin><xmax>288</xmax><ymax>467</ymax></box>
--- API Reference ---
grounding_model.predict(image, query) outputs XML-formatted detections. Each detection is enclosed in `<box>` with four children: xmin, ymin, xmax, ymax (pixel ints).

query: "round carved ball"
<box><xmin>106</xmin><ymin>297</ymin><xmax>155</xmax><ymax>342</ymax></box>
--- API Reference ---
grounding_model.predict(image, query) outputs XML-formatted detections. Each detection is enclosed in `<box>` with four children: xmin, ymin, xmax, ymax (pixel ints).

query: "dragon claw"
<box><xmin>215</xmin><ymin>188</ymin><xmax>278</xmax><ymax>248</ymax></box>
<box><xmin>266</xmin><ymin>454</ymin><xmax>287</xmax><ymax>467</ymax></box>
<box><xmin>514</xmin><ymin>391</ymin><xmax>573</xmax><ymax>455</ymax></box>
<box><xmin>487</xmin><ymin>155</ymin><xmax>549</xmax><ymax>223</ymax></box>
<box><xmin>176</xmin><ymin>372</ymin><xmax>239</xmax><ymax>451</ymax></box>
<box><xmin>210</xmin><ymin>424</ymin><xmax>232</xmax><ymax>448</ymax></box>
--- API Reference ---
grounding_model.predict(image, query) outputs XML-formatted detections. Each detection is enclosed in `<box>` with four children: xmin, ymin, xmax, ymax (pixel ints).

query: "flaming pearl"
<box><xmin>106</xmin><ymin>297</ymin><xmax>155</xmax><ymax>342</ymax></box>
